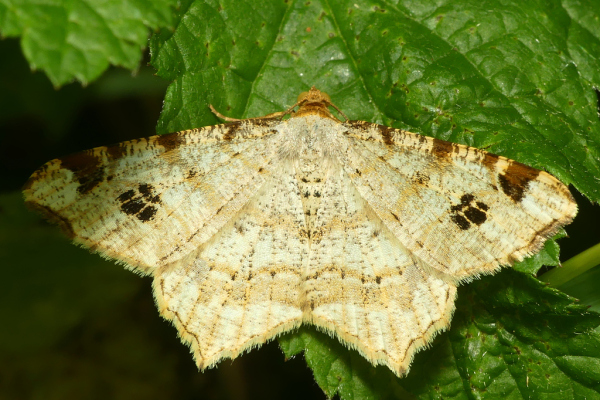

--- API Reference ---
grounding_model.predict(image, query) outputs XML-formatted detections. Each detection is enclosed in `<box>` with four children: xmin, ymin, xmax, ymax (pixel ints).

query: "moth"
<box><xmin>23</xmin><ymin>87</ymin><xmax>577</xmax><ymax>376</ymax></box>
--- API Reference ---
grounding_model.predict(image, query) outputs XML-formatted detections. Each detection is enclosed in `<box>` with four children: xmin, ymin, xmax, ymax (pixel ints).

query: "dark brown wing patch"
<box><xmin>59</xmin><ymin>151</ymin><xmax>105</xmax><ymax>195</ymax></box>
<box><xmin>498</xmin><ymin>162</ymin><xmax>541</xmax><ymax>202</ymax></box>
<box><xmin>156</xmin><ymin>132</ymin><xmax>185</xmax><ymax>152</ymax></box>
<box><xmin>430</xmin><ymin>138</ymin><xmax>454</xmax><ymax>160</ymax></box>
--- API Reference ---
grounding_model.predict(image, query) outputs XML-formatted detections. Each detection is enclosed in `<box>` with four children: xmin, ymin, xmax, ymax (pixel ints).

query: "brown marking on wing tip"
<box><xmin>498</xmin><ymin>162</ymin><xmax>541</xmax><ymax>202</ymax></box>
<box><xmin>223</xmin><ymin>121</ymin><xmax>242</xmax><ymax>141</ymax></box>
<box><xmin>377</xmin><ymin>125</ymin><xmax>395</xmax><ymax>146</ymax></box>
<box><xmin>106</xmin><ymin>144</ymin><xmax>127</xmax><ymax>160</ymax></box>
<box><xmin>59</xmin><ymin>151</ymin><xmax>105</xmax><ymax>194</ymax></box>
<box><xmin>25</xmin><ymin>201</ymin><xmax>76</xmax><ymax>238</ymax></box>
<box><xmin>59</xmin><ymin>151</ymin><xmax>100</xmax><ymax>173</ymax></box>
<box><xmin>431</xmin><ymin>138</ymin><xmax>454</xmax><ymax>159</ymax></box>
<box><xmin>481</xmin><ymin>152</ymin><xmax>500</xmax><ymax>171</ymax></box>
<box><xmin>156</xmin><ymin>132</ymin><xmax>184</xmax><ymax>152</ymax></box>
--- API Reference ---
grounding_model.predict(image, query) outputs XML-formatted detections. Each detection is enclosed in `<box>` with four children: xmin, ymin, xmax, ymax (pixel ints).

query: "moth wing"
<box><xmin>336</xmin><ymin>121</ymin><xmax>577</xmax><ymax>280</ymax></box>
<box><xmin>153</xmin><ymin>162</ymin><xmax>306</xmax><ymax>369</ymax></box>
<box><xmin>23</xmin><ymin>121</ymin><xmax>281</xmax><ymax>274</ymax></box>
<box><xmin>303</xmin><ymin>162</ymin><xmax>456</xmax><ymax>376</ymax></box>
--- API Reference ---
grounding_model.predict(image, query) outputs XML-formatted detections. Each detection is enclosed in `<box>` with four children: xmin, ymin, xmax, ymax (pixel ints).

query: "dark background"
<box><xmin>1</xmin><ymin>37</ymin><xmax>599</xmax><ymax>399</ymax></box>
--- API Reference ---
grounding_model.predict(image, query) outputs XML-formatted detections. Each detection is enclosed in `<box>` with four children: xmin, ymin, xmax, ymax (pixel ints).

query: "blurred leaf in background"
<box><xmin>2</xmin><ymin>0</ymin><xmax>600</xmax><ymax>399</ymax></box>
<box><xmin>0</xmin><ymin>0</ymin><xmax>175</xmax><ymax>86</ymax></box>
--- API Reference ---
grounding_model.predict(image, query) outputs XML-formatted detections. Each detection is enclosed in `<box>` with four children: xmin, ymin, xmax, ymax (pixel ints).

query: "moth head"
<box><xmin>293</xmin><ymin>87</ymin><xmax>347</xmax><ymax>121</ymax></box>
<box><xmin>296</xmin><ymin>86</ymin><xmax>332</xmax><ymax>105</ymax></box>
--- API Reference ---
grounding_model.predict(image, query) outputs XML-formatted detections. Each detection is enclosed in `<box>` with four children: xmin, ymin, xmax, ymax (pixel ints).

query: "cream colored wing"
<box><xmin>23</xmin><ymin>120</ymin><xmax>281</xmax><ymax>273</ymax></box>
<box><xmin>153</xmin><ymin>163</ymin><xmax>306</xmax><ymax>369</ymax></box>
<box><xmin>301</xmin><ymin>162</ymin><xmax>456</xmax><ymax>376</ymax></box>
<box><xmin>336</xmin><ymin>121</ymin><xmax>577</xmax><ymax>280</ymax></box>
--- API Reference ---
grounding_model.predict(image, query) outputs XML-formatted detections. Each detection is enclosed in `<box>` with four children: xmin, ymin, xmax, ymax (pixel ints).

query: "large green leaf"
<box><xmin>150</xmin><ymin>0</ymin><xmax>600</xmax><ymax>203</ymax></box>
<box><xmin>0</xmin><ymin>0</ymin><xmax>176</xmax><ymax>86</ymax></box>
<box><xmin>148</xmin><ymin>0</ymin><xmax>600</xmax><ymax>398</ymax></box>
<box><xmin>5</xmin><ymin>0</ymin><xmax>600</xmax><ymax>398</ymax></box>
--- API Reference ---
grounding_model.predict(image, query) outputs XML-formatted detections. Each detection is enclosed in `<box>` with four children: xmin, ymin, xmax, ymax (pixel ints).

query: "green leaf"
<box><xmin>513</xmin><ymin>231</ymin><xmax>566</xmax><ymax>276</ymax></box>
<box><xmin>7</xmin><ymin>0</ymin><xmax>600</xmax><ymax>398</ymax></box>
<box><xmin>151</xmin><ymin>0</ymin><xmax>600</xmax><ymax>203</ymax></box>
<box><xmin>148</xmin><ymin>0</ymin><xmax>600</xmax><ymax>398</ymax></box>
<box><xmin>0</xmin><ymin>0</ymin><xmax>177</xmax><ymax>86</ymax></box>
<box><xmin>541</xmin><ymin>243</ymin><xmax>600</xmax><ymax>313</ymax></box>
<box><xmin>409</xmin><ymin>271</ymin><xmax>600</xmax><ymax>399</ymax></box>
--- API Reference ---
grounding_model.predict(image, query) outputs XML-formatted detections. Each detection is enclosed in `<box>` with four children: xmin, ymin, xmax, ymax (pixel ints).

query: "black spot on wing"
<box><xmin>120</xmin><ymin>198</ymin><xmax>145</xmax><ymax>215</ymax></box>
<box><xmin>116</xmin><ymin>184</ymin><xmax>162</xmax><ymax>222</ymax></box>
<box><xmin>137</xmin><ymin>205</ymin><xmax>158</xmax><ymax>222</ymax></box>
<box><xmin>116</xmin><ymin>189</ymin><xmax>136</xmax><ymax>203</ymax></box>
<box><xmin>451</xmin><ymin>214</ymin><xmax>471</xmax><ymax>230</ymax></box>
<box><xmin>139</xmin><ymin>183</ymin><xmax>161</xmax><ymax>203</ymax></box>
<box><xmin>464</xmin><ymin>206</ymin><xmax>487</xmax><ymax>225</ymax></box>
<box><xmin>450</xmin><ymin>193</ymin><xmax>488</xmax><ymax>230</ymax></box>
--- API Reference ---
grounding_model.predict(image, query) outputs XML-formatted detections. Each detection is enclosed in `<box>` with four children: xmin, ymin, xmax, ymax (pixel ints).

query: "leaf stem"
<box><xmin>539</xmin><ymin>242</ymin><xmax>600</xmax><ymax>289</ymax></box>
